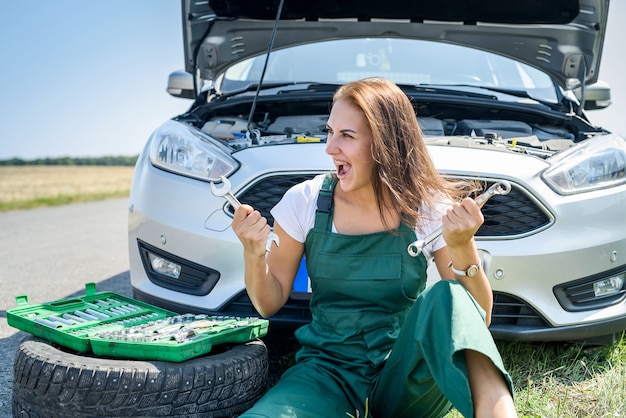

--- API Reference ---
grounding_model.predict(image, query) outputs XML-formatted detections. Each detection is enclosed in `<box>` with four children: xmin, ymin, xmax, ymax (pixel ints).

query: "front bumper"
<box><xmin>489</xmin><ymin>291</ymin><xmax>626</xmax><ymax>342</ymax></box>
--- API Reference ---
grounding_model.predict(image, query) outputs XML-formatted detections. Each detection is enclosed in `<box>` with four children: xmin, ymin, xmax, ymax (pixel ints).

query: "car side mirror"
<box><xmin>166</xmin><ymin>70</ymin><xmax>195</xmax><ymax>99</ymax></box>
<box><xmin>574</xmin><ymin>80</ymin><xmax>612</xmax><ymax>111</ymax></box>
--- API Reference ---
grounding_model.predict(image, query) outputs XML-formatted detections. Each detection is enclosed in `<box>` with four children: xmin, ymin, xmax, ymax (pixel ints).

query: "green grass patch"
<box><xmin>501</xmin><ymin>334</ymin><xmax>626</xmax><ymax>417</ymax></box>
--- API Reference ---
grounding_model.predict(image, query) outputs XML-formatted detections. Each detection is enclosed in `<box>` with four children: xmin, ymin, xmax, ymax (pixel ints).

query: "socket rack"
<box><xmin>7</xmin><ymin>282</ymin><xmax>269</xmax><ymax>362</ymax></box>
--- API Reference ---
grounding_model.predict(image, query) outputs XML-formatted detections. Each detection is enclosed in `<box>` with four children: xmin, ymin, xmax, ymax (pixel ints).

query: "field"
<box><xmin>0</xmin><ymin>166</ymin><xmax>135</xmax><ymax>211</ymax></box>
<box><xmin>2</xmin><ymin>165</ymin><xmax>625</xmax><ymax>416</ymax></box>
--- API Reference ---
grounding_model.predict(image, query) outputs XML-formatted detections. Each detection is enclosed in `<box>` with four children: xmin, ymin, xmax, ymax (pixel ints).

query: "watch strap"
<box><xmin>448</xmin><ymin>261</ymin><xmax>480</xmax><ymax>277</ymax></box>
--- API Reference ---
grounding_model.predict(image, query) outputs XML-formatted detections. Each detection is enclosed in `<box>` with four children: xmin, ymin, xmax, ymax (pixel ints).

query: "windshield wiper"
<box><xmin>407</xmin><ymin>84</ymin><xmax>498</xmax><ymax>100</ymax></box>
<box><xmin>449</xmin><ymin>84</ymin><xmax>539</xmax><ymax>100</ymax></box>
<box><xmin>221</xmin><ymin>82</ymin><xmax>303</xmax><ymax>99</ymax></box>
<box><xmin>222</xmin><ymin>81</ymin><xmax>341</xmax><ymax>99</ymax></box>
<box><xmin>416</xmin><ymin>83</ymin><xmax>555</xmax><ymax>107</ymax></box>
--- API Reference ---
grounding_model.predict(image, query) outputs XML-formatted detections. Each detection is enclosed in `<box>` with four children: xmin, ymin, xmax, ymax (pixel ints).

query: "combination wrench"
<box><xmin>407</xmin><ymin>180</ymin><xmax>512</xmax><ymax>257</ymax></box>
<box><xmin>210</xmin><ymin>175</ymin><xmax>280</xmax><ymax>252</ymax></box>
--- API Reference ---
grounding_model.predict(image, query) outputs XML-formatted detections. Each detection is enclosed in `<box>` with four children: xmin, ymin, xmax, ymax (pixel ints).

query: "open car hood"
<box><xmin>182</xmin><ymin>0</ymin><xmax>609</xmax><ymax>90</ymax></box>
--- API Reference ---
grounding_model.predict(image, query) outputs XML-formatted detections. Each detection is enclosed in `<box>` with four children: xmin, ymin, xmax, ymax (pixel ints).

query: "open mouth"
<box><xmin>336</xmin><ymin>161</ymin><xmax>351</xmax><ymax>178</ymax></box>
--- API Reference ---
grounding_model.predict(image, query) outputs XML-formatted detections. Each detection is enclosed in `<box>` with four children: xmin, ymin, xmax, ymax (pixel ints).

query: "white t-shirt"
<box><xmin>270</xmin><ymin>174</ymin><xmax>448</xmax><ymax>261</ymax></box>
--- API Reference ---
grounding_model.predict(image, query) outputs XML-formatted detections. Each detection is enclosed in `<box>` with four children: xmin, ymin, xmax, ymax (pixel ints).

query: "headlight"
<box><xmin>542</xmin><ymin>134</ymin><xmax>626</xmax><ymax>194</ymax></box>
<box><xmin>148</xmin><ymin>120</ymin><xmax>239</xmax><ymax>181</ymax></box>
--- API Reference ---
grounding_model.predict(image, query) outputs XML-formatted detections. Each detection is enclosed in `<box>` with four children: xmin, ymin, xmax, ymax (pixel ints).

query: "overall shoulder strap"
<box><xmin>314</xmin><ymin>173</ymin><xmax>337</xmax><ymax>230</ymax></box>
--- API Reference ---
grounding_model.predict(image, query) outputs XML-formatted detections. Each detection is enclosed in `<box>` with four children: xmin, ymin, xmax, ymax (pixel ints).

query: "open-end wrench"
<box><xmin>407</xmin><ymin>180</ymin><xmax>512</xmax><ymax>257</ymax></box>
<box><xmin>210</xmin><ymin>175</ymin><xmax>280</xmax><ymax>252</ymax></box>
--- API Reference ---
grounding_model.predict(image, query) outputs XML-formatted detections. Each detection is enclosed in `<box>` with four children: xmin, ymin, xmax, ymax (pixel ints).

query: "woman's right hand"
<box><xmin>233</xmin><ymin>207</ymin><xmax>303</xmax><ymax>317</ymax></box>
<box><xmin>232</xmin><ymin>206</ymin><xmax>295</xmax><ymax>317</ymax></box>
<box><xmin>231</xmin><ymin>204</ymin><xmax>272</xmax><ymax>258</ymax></box>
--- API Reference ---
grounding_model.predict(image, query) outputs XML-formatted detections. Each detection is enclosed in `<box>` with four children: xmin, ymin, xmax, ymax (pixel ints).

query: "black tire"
<box><xmin>12</xmin><ymin>335</ymin><xmax>268</xmax><ymax>418</ymax></box>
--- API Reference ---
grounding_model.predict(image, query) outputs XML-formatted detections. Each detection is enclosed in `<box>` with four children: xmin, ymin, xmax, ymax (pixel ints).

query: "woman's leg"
<box><xmin>466</xmin><ymin>350</ymin><xmax>517</xmax><ymax>417</ymax></box>
<box><xmin>371</xmin><ymin>280</ymin><xmax>515</xmax><ymax>418</ymax></box>
<box><xmin>240</xmin><ymin>359</ymin><xmax>357</xmax><ymax>417</ymax></box>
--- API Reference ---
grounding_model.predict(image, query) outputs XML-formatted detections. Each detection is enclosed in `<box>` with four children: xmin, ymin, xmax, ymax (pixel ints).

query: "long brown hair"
<box><xmin>332</xmin><ymin>77</ymin><xmax>475</xmax><ymax>231</ymax></box>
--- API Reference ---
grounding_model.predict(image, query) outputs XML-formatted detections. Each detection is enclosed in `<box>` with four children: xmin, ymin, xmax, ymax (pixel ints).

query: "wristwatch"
<box><xmin>448</xmin><ymin>261</ymin><xmax>481</xmax><ymax>277</ymax></box>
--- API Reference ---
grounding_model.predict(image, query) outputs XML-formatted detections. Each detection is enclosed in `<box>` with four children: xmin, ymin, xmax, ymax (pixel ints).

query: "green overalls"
<box><xmin>242</xmin><ymin>174</ymin><xmax>512</xmax><ymax>418</ymax></box>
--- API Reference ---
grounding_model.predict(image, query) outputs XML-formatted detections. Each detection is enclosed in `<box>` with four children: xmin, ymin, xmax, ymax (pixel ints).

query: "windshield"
<box><xmin>221</xmin><ymin>38</ymin><xmax>557</xmax><ymax>104</ymax></box>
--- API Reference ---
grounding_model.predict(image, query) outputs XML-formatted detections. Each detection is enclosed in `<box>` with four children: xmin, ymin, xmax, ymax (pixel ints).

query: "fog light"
<box><xmin>593</xmin><ymin>274</ymin><xmax>625</xmax><ymax>297</ymax></box>
<box><xmin>148</xmin><ymin>252</ymin><xmax>181</xmax><ymax>279</ymax></box>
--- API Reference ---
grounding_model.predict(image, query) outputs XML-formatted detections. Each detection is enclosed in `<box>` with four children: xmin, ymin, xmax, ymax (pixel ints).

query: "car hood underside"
<box><xmin>183</xmin><ymin>0</ymin><xmax>609</xmax><ymax>89</ymax></box>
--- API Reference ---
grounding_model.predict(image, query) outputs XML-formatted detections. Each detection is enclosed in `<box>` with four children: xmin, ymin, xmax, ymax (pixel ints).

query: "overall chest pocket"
<box><xmin>314</xmin><ymin>252</ymin><xmax>419</xmax><ymax>306</ymax></box>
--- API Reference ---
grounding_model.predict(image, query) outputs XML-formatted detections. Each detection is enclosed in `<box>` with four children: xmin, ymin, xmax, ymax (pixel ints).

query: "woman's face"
<box><xmin>325</xmin><ymin>98</ymin><xmax>375</xmax><ymax>193</ymax></box>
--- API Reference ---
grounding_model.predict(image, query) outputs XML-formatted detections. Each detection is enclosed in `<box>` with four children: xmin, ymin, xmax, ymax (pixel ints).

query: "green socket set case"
<box><xmin>7</xmin><ymin>282</ymin><xmax>269</xmax><ymax>362</ymax></box>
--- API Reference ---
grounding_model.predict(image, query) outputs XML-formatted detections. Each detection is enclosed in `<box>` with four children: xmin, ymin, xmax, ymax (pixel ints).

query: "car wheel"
<box><xmin>12</xmin><ymin>335</ymin><xmax>268</xmax><ymax>417</ymax></box>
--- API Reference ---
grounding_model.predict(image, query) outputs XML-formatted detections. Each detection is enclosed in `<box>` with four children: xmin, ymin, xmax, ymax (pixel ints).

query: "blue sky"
<box><xmin>1</xmin><ymin>1</ymin><xmax>625</xmax><ymax>160</ymax></box>
<box><xmin>0</xmin><ymin>1</ymin><xmax>189</xmax><ymax>160</ymax></box>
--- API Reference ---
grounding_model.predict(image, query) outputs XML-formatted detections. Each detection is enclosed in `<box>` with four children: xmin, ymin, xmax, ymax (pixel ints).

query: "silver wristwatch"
<box><xmin>448</xmin><ymin>262</ymin><xmax>481</xmax><ymax>277</ymax></box>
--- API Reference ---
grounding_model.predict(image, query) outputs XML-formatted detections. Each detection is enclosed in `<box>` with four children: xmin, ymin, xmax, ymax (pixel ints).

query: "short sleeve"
<box><xmin>414</xmin><ymin>201</ymin><xmax>449</xmax><ymax>260</ymax></box>
<box><xmin>270</xmin><ymin>175</ymin><xmax>325</xmax><ymax>243</ymax></box>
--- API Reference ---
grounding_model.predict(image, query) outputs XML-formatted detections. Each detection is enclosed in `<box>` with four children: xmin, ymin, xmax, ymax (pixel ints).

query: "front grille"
<box><xmin>225</xmin><ymin>291</ymin><xmax>313</xmax><ymax>326</ymax></box>
<box><xmin>138</xmin><ymin>240</ymin><xmax>220</xmax><ymax>296</ymax></box>
<box><xmin>477</xmin><ymin>185</ymin><xmax>551</xmax><ymax>237</ymax></box>
<box><xmin>228</xmin><ymin>173</ymin><xmax>319</xmax><ymax>225</ymax></box>
<box><xmin>491</xmin><ymin>292</ymin><xmax>549</xmax><ymax>328</ymax></box>
<box><xmin>227</xmin><ymin>291</ymin><xmax>551</xmax><ymax>330</ymax></box>
<box><xmin>228</xmin><ymin>173</ymin><xmax>552</xmax><ymax>237</ymax></box>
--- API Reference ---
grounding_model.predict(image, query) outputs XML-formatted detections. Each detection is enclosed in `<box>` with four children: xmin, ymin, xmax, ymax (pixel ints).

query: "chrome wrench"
<box><xmin>210</xmin><ymin>175</ymin><xmax>280</xmax><ymax>252</ymax></box>
<box><xmin>407</xmin><ymin>180</ymin><xmax>512</xmax><ymax>257</ymax></box>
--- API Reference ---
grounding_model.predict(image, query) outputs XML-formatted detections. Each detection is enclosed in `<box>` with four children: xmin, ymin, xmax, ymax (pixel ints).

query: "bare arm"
<box><xmin>231</xmin><ymin>205</ymin><xmax>303</xmax><ymax>317</ymax></box>
<box><xmin>433</xmin><ymin>197</ymin><xmax>494</xmax><ymax>325</ymax></box>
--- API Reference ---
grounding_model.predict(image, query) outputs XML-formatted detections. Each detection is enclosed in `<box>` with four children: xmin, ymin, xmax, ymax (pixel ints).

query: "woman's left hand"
<box><xmin>441</xmin><ymin>197</ymin><xmax>484</xmax><ymax>248</ymax></box>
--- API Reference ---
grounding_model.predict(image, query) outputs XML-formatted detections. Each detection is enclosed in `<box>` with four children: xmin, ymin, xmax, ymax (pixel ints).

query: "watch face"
<box><xmin>467</xmin><ymin>265</ymin><xmax>480</xmax><ymax>277</ymax></box>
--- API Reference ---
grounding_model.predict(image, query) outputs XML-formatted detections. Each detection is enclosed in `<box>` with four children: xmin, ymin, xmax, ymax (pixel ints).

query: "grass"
<box><xmin>4</xmin><ymin>165</ymin><xmax>626</xmax><ymax>416</ymax></box>
<box><xmin>0</xmin><ymin>166</ymin><xmax>135</xmax><ymax>211</ymax></box>
<box><xmin>500</xmin><ymin>336</ymin><xmax>626</xmax><ymax>417</ymax></box>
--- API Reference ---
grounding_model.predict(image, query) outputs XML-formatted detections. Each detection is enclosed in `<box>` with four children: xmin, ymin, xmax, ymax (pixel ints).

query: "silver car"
<box><xmin>129</xmin><ymin>0</ymin><xmax>626</xmax><ymax>342</ymax></box>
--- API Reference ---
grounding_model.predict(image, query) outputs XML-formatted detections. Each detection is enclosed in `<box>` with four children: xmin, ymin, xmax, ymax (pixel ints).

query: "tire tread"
<box><xmin>12</xmin><ymin>336</ymin><xmax>268</xmax><ymax>417</ymax></box>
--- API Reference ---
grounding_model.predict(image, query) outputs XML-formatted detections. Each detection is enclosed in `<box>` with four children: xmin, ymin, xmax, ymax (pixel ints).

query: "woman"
<box><xmin>233</xmin><ymin>77</ymin><xmax>517</xmax><ymax>417</ymax></box>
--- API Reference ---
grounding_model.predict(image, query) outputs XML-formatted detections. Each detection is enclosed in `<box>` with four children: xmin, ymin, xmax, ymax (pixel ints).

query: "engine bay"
<box><xmin>200</xmin><ymin>113</ymin><xmax>577</xmax><ymax>159</ymax></box>
<box><xmin>182</xmin><ymin>89</ymin><xmax>604</xmax><ymax>160</ymax></box>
